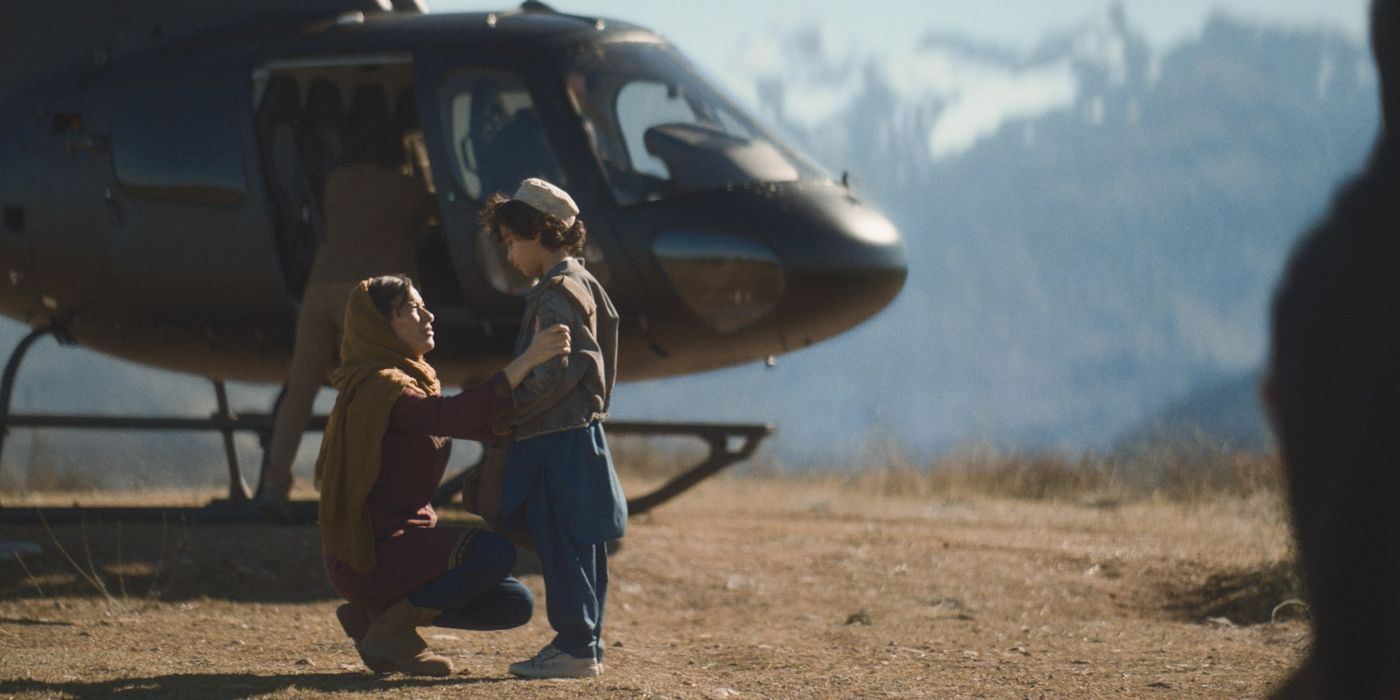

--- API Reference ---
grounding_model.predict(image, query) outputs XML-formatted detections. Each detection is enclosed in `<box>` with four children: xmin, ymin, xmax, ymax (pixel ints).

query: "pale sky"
<box><xmin>432</xmin><ymin>1</ymin><xmax>1370</xmax><ymax>75</ymax></box>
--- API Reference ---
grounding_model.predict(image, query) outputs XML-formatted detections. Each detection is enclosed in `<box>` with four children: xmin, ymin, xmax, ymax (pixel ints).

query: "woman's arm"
<box><xmin>385</xmin><ymin>325</ymin><xmax>569</xmax><ymax>441</ymax></box>
<box><xmin>502</xmin><ymin>323</ymin><xmax>570</xmax><ymax>389</ymax></box>
<box><xmin>389</xmin><ymin>383</ymin><xmax>509</xmax><ymax>442</ymax></box>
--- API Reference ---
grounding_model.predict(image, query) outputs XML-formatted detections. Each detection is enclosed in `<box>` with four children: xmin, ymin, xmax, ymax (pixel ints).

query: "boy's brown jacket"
<box><xmin>493</xmin><ymin>257</ymin><xmax>618</xmax><ymax>440</ymax></box>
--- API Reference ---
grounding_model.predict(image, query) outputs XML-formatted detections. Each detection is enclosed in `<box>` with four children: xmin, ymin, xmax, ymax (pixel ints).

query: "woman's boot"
<box><xmin>334</xmin><ymin>603</ymin><xmax>394</xmax><ymax>673</ymax></box>
<box><xmin>358</xmin><ymin>598</ymin><xmax>454</xmax><ymax>676</ymax></box>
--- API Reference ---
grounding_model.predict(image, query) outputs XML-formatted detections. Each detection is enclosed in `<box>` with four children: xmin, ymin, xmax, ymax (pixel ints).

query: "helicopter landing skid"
<box><xmin>0</xmin><ymin>326</ymin><xmax>772</xmax><ymax>524</ymax></box>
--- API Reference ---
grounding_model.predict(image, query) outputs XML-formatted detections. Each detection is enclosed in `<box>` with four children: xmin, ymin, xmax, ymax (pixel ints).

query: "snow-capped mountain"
<box><xmin>621</xmin><ymin>8</ymin><xmax>1378</xmax><ymax>460</ymax></box>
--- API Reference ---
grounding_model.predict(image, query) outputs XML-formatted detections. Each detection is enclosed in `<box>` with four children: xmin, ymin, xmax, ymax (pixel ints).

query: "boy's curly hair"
<box><xmin>480</xmin><ymin>192</ymin><xmax>587</xmax><ymax>255</ymax></box>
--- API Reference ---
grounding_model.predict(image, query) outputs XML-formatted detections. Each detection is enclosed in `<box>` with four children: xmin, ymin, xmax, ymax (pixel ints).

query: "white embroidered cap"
<box><xmin>512</xmin><ymin>178</ymin><xmax>579</xmax><ymax>227</ymax></box>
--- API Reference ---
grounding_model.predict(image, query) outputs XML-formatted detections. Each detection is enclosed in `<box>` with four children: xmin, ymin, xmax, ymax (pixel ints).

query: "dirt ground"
<box><xmin>0</xmin><ymin>475</ymin><xmax>1305</xmax><ymax>699</ymax></box>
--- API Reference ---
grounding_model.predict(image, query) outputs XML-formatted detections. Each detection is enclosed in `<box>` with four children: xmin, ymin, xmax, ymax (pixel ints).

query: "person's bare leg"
<box><xmin>258</xmin><ymin>281</ymin><xmax>350</xmax><ymax>508</ymax></box>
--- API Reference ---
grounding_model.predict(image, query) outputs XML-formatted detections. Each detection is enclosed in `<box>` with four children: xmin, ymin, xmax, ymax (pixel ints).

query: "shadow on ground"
<box><xmin>1</xmin><ymin>518</ymin><xmax>336</xmax><ymax>602</ymax></box>
<box><xmin>1159</xmin><ymin>559</ymin><xmax>1305</xmax><ymax>625</ymax></box>
<box><xmin>0</xmin><ymin>511</ymin><xmax>560</xmax><ymax>602</ymax></box>
<box><xmin>0</xmin><ymin>672</ymin><xmax>515</xmax><ymax>699</ymax></box>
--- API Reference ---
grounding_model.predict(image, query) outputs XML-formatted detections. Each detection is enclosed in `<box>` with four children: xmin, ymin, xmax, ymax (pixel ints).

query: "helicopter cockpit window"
<box><xmin>615</xmin><ymin>82</ymin><xmax>694</xmax><ymax>180</ymax></box>
<box><xmin>562</xmin><ymin>42</ymin><xmax>829</xmax><ymax>206</ymax></box>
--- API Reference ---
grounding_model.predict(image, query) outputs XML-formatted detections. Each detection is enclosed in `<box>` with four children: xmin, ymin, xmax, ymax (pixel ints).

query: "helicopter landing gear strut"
<box><xmin>0</xmin><ymin>324</ymin><xmax>266</xmax><ymax>522</ymax></box>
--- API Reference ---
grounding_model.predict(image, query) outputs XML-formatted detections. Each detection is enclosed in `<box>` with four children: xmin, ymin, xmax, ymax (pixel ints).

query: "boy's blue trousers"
<box><xmin>525</xmin><ymin>493</ymin><xmax>609</xmax><ymax>660</ymax></box>
<box><xmin>500</xmin><ymin>422</ymin><xmax>624</xmax><ymax>661</ymax></box>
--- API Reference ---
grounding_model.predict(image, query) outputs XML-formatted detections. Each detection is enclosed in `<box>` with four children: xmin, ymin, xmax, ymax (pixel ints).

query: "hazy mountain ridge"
<box><xmin>0</xmin><ymin>10</ymin><xmax>1379</xmax><ymax>486</ymax></box>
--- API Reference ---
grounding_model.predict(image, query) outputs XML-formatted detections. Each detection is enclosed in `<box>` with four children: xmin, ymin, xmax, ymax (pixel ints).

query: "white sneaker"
<box><xmin>509</xmin><ymin>644</ymin><xmax>602</xmax><ymax>679</ymax></box>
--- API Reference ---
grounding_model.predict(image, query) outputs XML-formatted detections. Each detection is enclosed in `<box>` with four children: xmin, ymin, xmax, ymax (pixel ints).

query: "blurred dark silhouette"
<box><xmin>343</xmin><ymin>83</ymin><xmax>393</xmax><ymax>166</ymax></box>
<box><xmin>1267</xmin><ymin>1</ymin><xmax>1400</xmax><ymax>697</ymax></box>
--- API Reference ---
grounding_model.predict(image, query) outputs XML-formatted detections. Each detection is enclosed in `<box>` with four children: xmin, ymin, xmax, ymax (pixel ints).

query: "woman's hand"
<box><xmin>524</xmin><ymin>323</ymin><xmax>571</xmax><ymax>365</ymax></box>
<box><xmin>501</xmin><ymin>324</ymin><xmax>570</xmax><ymax>389</ymax></box>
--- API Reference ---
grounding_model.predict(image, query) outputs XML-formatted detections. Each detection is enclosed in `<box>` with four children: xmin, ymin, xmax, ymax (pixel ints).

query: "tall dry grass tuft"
<box><xmin>838</xmin><ymin>432</ymin><xmax>1287</xmax><ymax>505</ymax></box>
<box><xmin>1</xmin><ymin>430</ymin><xmax>102</xmax><ymax>493</ymax></box>
<box><xmin>609</xmin><ymin>434</ymin><xmax>712</xmax><ymax>481</ymax></box>
<box><xmin>29</xmin><ymin>511</ymin><xmax>189</xmax><ymax>611</ymax></box>
<box><xmin>935</xmin><ymin>450</ymin><xmax>1122</xmax><ymax>501</ymax></box>
<box><xmin>845</xmin><ymin>444</ymin><xmax>1124</xmax><ymax>502</ymax></box>
<box><xmin>1123</xmin><ymin>435</ymin><xmax>1286</xmax><ymax>501</ymax></box>
<box><xmin>756</xmin><ymin>428</ymin><xmax>1288</xmax><ymax>506</ymax></box>
<box><xmin>603</xmin><ymin>431</ymin><xmax>1285</xmax><ymax>505</ymax></box>
<box><xmin>607</xmin><ymin>428</ymin><xmax>1282</xmax><ymax>506</ymax></box>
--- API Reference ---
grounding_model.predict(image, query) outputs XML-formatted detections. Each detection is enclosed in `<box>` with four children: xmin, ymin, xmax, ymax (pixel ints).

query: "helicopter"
<box><xmin>0</xmin><ymin>0</ymin><xmax>908</xmax><ymax>521</ymax></box>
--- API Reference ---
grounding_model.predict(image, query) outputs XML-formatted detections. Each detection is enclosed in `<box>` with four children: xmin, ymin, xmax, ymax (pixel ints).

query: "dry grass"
<box><xmin>607</xmin><ymin>434</ymin><xmax>713</xmax><ymax>481</ymax></box>
<box><xmin>2</xmin><ymin>427</ymin><xmax>1282</xmax><ymax>507</ymax></box>
<box><xmin>6</xmin><ymin>510</ymin><xmax>191</xmax><ymax>616</ymax></box>
<box><xmin>846</xmin><ymin>446</ymin><xmax>1286</xmax><ymax>505</ymax></box>
<box><xmin>3</xmin><ymin>433</ymin><xmax>1304</xmax><ymax>639</ymax></box>
<box><xmin>605</xmin><ymin>434</ymin><xmax>1305</xmax><ymax>630</ymax></box>
<box><xmin>0</xmin><ymin>473</ymin><xmax>1307</xmax><ymax>699</ymax></box>
<box><xmin>605</xmin><ymin>431</ymin><xmax>1288</xmax><ymax>510</ymax></box>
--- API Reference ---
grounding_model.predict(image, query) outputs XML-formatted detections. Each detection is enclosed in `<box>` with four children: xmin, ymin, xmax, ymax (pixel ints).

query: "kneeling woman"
<box><xmin>316</xmin><ymin>274</ymin><xmax>570</xmax><ymax>676</ymax></box>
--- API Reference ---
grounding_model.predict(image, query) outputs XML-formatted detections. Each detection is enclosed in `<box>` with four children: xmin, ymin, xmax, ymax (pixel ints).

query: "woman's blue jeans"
<box><xmin>407</xmin><ymin>531</ymin><xmax>533</xmax><ymax>631</ymax></box>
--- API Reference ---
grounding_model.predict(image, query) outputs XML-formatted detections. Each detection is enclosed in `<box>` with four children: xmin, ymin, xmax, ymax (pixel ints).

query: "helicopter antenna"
<box><xmin>387</xmin><ymin>0</ymin><xmax>429</xmax><ymax>12</ymax></box>
<box><xmin>512</xmin><ymin>1</ymin><xmax>604</xmax><ymax>29</ymax></box>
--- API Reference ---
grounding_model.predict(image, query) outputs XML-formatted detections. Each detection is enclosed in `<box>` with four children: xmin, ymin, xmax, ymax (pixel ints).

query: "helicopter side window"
<box><xmin>440</xmin><ymin>72</ymin><xmax>566</xmax><ymax>201</ymax></box>
<box><xmin>112</xmin><ymin>80</ymin><xmax>247</xmax><ymax>206</ymax></box>
<box><xmin>439</xmin><ymin>71</ymin><xmax>568</xmax><ymax>296</ymax></box>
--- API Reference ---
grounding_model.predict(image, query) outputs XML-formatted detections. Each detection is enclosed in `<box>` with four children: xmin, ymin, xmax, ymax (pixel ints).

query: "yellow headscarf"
<box><xmin>315</xmin><ymin>278</ymin><xmax>441</xmax><ymax>574</ymax></box>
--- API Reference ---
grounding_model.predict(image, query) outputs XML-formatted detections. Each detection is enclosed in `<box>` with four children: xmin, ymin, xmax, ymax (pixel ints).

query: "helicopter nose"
<box><xmin>650</xmin><ymin>184</ymin><xmax>907</xmax><ymax>346</ymax></box>
<box><xmin>772</xmin><ymin>187</ymin><xmax>907</xmax><ymax>348</ymax></box>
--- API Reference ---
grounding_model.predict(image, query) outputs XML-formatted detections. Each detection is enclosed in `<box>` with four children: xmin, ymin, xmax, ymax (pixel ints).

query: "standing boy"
<box><xmin>480</xmin><ymin>178</ymin><xmax>626</xmax><ymax>679</ymax></box>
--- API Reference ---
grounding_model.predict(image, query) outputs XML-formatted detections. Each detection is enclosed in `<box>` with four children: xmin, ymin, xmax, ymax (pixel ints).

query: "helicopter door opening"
<box><xmin>252</xmin><ymin>56</ymin><xmax>453</xmax><ymax>302</ymax></box>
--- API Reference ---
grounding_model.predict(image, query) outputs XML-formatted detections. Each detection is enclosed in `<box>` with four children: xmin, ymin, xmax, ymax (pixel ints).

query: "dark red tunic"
<box><xmin>324</xmin><ymin>373</ymin><xmax>514</xmax><ymax>607</ymax></box>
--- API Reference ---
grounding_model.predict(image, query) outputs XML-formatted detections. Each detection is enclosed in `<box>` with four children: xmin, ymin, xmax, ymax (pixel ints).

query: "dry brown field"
<box><xmin>0</xmin><ymin>468</ymin><xmax>1305</xmax><ymax>699</ymax></box>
